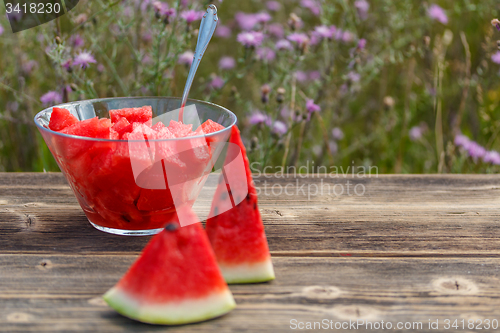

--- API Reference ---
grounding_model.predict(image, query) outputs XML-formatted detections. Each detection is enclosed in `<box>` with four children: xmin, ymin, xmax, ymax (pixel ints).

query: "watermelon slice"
<box><xmin>49</xmin><ymin>107</ymin><xmax>79</xmax><ymax>131</ymax></box>
<box><xmin>109</xmin><ymin>106</ymin><xmax>153</xmax><ymax>124</ymax></box>
<box><xmin>205</xmin><ymin>126</ymin><xmax>275</xmax><ymax>284</ymax></box>
<box><xmin>196</xmin><ymin>119</ymin><xmax>225</xmax><ymax>134</ymax></box>
<box><xmin>152</xmin><ymin>122</ymin><xmax>165</xmax><ymax>131</ymax></box>
<box><xmin>61</xmin><ymin>117</ymin><xmax>112</xmax><ymax>139</ymax></box>
<box><xmin>168</xmin><ymin>120</ymin><xmax>193</xmax><ymax>138</ymax></box>
<box><xmin>111</xmin><ymin>117</ymin><xmax>132</xmax><ymax>138</ymax></box>
<box><xmin>103</xmin><ymin>207</ymin><xmax>236</xmax><ymax>325</ymax></box>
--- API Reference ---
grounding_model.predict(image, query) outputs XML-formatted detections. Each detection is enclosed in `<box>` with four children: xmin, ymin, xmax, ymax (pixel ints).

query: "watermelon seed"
<box><xmin>165</xmin><ymin>223</ymin><xmax>179</xmax><ymax>232</ymax></box>
<box><xmin>253</xmin><ymin>203</ymin><xmax>257</xmax><ymax>210</ymax></box>
<box><xmin>214</xmin><ymin>207</ymin><xmax>219</xmax><ymax>216</ymax></box>
<box><xmin>221</xmin><ymin>192</ymin><xmax>228</xmax><ymax>200</ymax></box>
<box><xmin>121</xmin><ymin>215</ymin><xmax>131</xmax><ymax>223</ymax></box>
<box><xmin>246</xmin><ymin>194</ymin><xmax>251</xmax><ymax>201</ymax></box>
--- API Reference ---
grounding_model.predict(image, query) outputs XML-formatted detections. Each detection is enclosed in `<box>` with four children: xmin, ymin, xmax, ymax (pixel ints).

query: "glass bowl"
<box><xmin>34</xmin><ymin>97</ymin><xmax>236</xmax><ymax>236</ymax></box>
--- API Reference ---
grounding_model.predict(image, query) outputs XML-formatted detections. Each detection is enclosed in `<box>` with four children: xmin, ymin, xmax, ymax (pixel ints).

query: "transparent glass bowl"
<box><xmin>34</xmin><ymin>97</ymin><xmax>236</xmax><ymax>236</ymax></box>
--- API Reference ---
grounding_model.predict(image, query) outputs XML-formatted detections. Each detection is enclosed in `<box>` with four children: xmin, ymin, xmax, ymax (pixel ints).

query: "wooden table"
<box><xmin>1</xmin><ymin>173</ymin><xmax>500</xmax><ymax>332</ymax></box>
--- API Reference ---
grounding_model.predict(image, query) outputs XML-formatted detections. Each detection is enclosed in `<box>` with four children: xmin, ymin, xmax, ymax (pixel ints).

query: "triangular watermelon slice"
<box><xmin>49</xmin><ymin>107</ymin><xmax>79</xmax><ymax>131</ymax></box>
<box><xmin>205</xmin><ymin>126</ymin><xmax>275</xmax><ymax>284</ymax></box>
<box><xmin>103</xmin><ymin>207</ymin><xmax>236</xmax><ymax>325</ymax></box>
<box><xmin>196</xmin><ymin>119</ymin><xmax>225</xmax><ymax>134</ymax></box>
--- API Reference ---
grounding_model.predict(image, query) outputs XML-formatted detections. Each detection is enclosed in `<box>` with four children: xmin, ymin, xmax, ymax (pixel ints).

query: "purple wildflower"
<box><xmin>219</xmin><ymin>56</ymin><xmax>236</xmax><ymax>70</ymax></box>
<box><xmin>347</xmin><ymin>71</ymin><xmax>361</xmax><ymax>83</ymax></box>
<box><xmin>300</xmin><ymin>0</ymin><xmax>321</xmax><ymax>16</ymax></box>
<box><xmin>153</xmin><ymin>1</ymin><xmax>176</xmax><ymax>18</ymax></box>
<box><xmin>255</xmin><ymin>12</ymin><xmax>272</xmax><ymax>23</ymax></box>
<box><xmin>342</xmin><ymin>31</ymin><xmax>354</xmax><ymax>43</ymax></box>
<box><xmin>328</xmin><ymin>141</ymin><xmax>338</xmax><ymax>154</ymax></box>
<box><xmin>178</xmin><ymin>51</ymin><xmax>194</xmax><ymax>66</ymax></box>
<box><xmin>62</xmin><ymin>59</ymin><xmax>72</xmax><ymax>71</ymax></box>
<box><xmin>309</xmin><ymin>34</ymin><xmax>321</xmax><ymax>46</ymax></box>
<box><xmin>295</xmin><ymin>71</ymin><xmax>308</xmax><ymax>82</ymax></box>
<box><xmin>483</xmin><ymin>151</ymin><xmax>500</xmax><ymax>165</ymax></box>
<box><xmin>256</xmin><ymin>47</ymin><xmax>276</xmax><ymax>61</ymax></box>
<box><xmin>409</xmin><ymin>126</ymin><xmax>424</xmax><ymax>141</ymax></box>
<box><xmin>273</xmin><ymin>121</ymin><xmax>288</xmax><ymax>136</ymax></box>
<box><xmin>268</xmin><ymin>23</ymin><xmax>284</xmax><ymax>38</ymax></box>
<box><xmin>454</xmin><ymin>134</ymin><xmax>471</xmax><ymax>149</ymax></box>
<box><xmin>332</xmin><ymin>127</ymin><xmax>344</xmax><ymax>140</ymax></box>
<box><xmin>314</xmin><ymin>25</ymin><xmax>334</xmax><ymax>39</ymax></box>
<box><xmin>40</xmin><ymin>91</ymin><xmax>62</xmax><ymax>106</ymax></box>
<box><xmin>309</xmin><ymin>71</ymin><xmax>321</xmax><ymax>81</ymax></box>
<box><xmin>73</xmin><ymin>50</ymin><xmax>97</xmax><ymax>69</ymax></box>
<box><xmin>235</xmin><ymin>12</ymin><xmax>259</xmax><ymax>30</ymax></box>
<box><xmin>467</xmin><ymin>141</ymin><xmax>486</xmax><ymax>159</ymax></box>
<box><xmin>266</xmin><ymin>1</ymin><xmax>281</xmax><ymax>11</ymax></box>
<box><xmin>209</xmin><ymin>75</ymin><xmax>225</xmax><ymax>90</ymax></box>
<box><xmin>354</xmin><ymin>0</ymin><xmax>369</xmax><ymax>20</ymax></box>
<box><xmin>358</xmin><ymin>38</ymin><xmax>367</xmax><ymax>49</ymax></box>
<box><xmin>249</xmin><ymin>111</ymin><xmax>271</xmax><ymax>126</ymax></box>
<box><xmin>180</xmin><ymin>10</ymin><xmax>204</xmax><ymax>24</ymax></box>
<box><xmin>69</xmin><ymin>34</ymin><xmax>85</xmax><ymax>48</ymax></box>
<box><xmin>428</xmin><ymin>4</ymin><xmax>448</xmax><ymax>24</ymax></box>
<box><xmin>0</xmin><ymin>24</ymin><xmax>3</xmax><ymax>36</ymax></box>
<box><xmin>275</xmin><ymin>39</ymin><xmax>293</xmax><ymax>50</ymax></box>
<box><xmin>216</xmin><ymin>25</ymin><xmax>232</xmax><ymax>38</ymax></box>
<box><xmin>287</xmin><ymin>33</ymin><xmax>309</xmax><ymax>46</ymax></box>
<box><xmin>306</xmin><ymin>99</ymin><xmax>321</xmax><ymax>113</ymax></box>
<box><xmin>97</xmin><ymin>64</ymin><xmax>105</xmax><ymax>73</ymax></box>
<box><xmin>237</xmin><ymin>31</ymin><xmax>265</xmax><ymax>47</ymax></box>
<box><xmin>492</xmin><ymin>51</ymin><xmax>500</xmax><ymax>64</ymax></box>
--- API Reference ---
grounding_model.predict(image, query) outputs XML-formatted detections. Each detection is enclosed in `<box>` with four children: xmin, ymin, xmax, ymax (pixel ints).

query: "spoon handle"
<box><xmin>180</xmin><ymin>4</ymin><xmax>218</xmax><ymax>112</ymax></box>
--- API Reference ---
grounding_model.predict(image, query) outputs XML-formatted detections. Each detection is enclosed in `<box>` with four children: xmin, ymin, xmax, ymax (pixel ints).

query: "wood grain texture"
<box><xmin>2</xmin><ymin>173</ymin><xmax>500</xmax><ymax>255</ymax></box>
<box><xmin>1</xmin><ymin>173</ymin><xmax>500</xmax><ymax>332</ymax></box>
<box><xmin>1</xmin><ymin>255</ymin><xmax>500</xmax><ymax>332</ymax></box>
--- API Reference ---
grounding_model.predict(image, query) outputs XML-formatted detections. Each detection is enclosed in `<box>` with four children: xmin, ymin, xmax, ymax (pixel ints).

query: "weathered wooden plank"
<box><xmin>2</xmin><ymin>173</ymin><xmax>500</xmax><ymax>255</ymax></box>
<box><xmin>1</xmin><ymin>255</ymin><xmax>499</xmax><ymax>332</ymax></box>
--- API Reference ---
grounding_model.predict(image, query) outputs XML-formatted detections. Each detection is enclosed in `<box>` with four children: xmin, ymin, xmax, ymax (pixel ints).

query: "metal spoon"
<box><xmin>179</xmin><ymin>4</ymin><xmax>218</xmax><ymax>122</ymax></box>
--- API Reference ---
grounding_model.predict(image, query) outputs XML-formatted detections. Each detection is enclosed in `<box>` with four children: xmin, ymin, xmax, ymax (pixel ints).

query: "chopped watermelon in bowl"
<box><xmin>34</xmin><ymin>97</ymin><xmax>236</xmax><ymax>236</ymax></box>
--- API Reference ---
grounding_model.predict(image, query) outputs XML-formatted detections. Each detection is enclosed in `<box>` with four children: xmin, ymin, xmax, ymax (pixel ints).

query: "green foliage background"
<box><xmin>1</xmin><ymin>0</ymin><xmax>500</xmax><ymax>173</ymax></box>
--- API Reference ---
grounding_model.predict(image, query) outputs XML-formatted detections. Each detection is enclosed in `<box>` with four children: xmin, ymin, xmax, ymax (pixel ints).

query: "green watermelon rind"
<box><xmin>219</xmin><ymin>259</ymin><xmax>275</xmax><ymax>284</ymax></box>
<box><xmin>103</xmin><ymin>287</ymin><xmax>236</xmax><ymax>325</ymax></box>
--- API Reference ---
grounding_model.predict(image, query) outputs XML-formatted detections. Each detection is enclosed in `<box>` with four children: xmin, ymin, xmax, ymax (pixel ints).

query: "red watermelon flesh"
<box><xmin>103</xmin><ymin>207</ymin><xmax>236</xmax><ymax>325</ymax></box>
<box><xmin>54</xmin><ymin>117</ymin><xmax>112</xmax><ymax>159</ymax></box>
<box><xmin>109</xmin><ymin>106</ymin><xmax>153</xmax><ymax>124</ymax></box>
<box><xmin>196</xmin><ymin>119</ymin><xmax>225</xmax><ymax>135</ymax></box>
<box><xmin>61</xmin><ymin>117</ymin><xmax>112</xmax><ymax>138</ymax></box>
<box><xmin>168</xmin><ymin>120</ymin><xmax>193</xmax><ymax>138</ymax></box>
<box><xmin>47</xmin><ymin>105</ymin><xmax>228</xmax><ymax>232</ymax></box>
<box><xmin>177</xmin><ymin>131</ymin><xmax>211</xmax><ymax>180</ymax></box>
<box><xmin>152</xmin><ymin>122</ymin><xmax>165</xmax><ymax>131</ymax></box>
<box><xmin>49</xmin><ymin>107</ymin><xmax>79</xmax><ymax>131</ymax></box>
<box><xmin>111</xmin><ymin>117</ymin><xmax>132</xmax><ymax>138</ymax></box>
<box><xmin>205</xmin><ymin>126</ymin><xmax>275</xmax><ymax>284</ymax></box>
